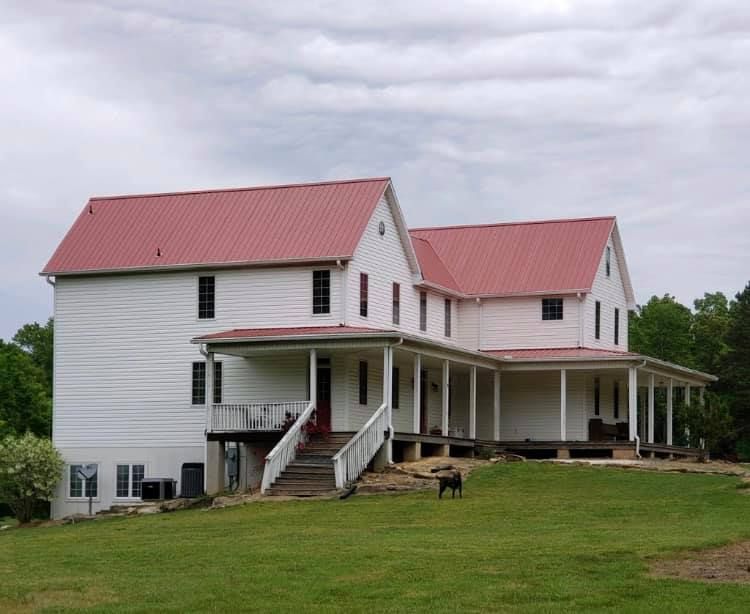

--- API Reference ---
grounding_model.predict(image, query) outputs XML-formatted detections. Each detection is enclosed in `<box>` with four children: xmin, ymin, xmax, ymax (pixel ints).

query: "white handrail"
<box><xmin>260</xmin><ymin>401</ymin><xmax>316</xmax><ymax>494</ymax></box>
<box><xmin>210</xmin><ymin>401</ymin><xmax>308</xmax><ymax>433</ymax></box>
<box><xmin>332</xmin><ymin>403</ymin><xmax>388</xmax><ymax>489</ymax></box>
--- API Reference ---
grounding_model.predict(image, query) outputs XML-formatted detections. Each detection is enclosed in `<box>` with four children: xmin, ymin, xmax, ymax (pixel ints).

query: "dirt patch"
<box><xmin>547</xmin><ymin>457</ymin><xmax>750</xmax><ymax>479</ymax></box>
<box><xmin>651</xmin><ymin>540</ymin><xmax>750</xmax><ymax>583</ymax></box>
<box><xmin>356</xmin><ymin>456</ymin><xmax>492</xmax><ymax>494</ymax></box>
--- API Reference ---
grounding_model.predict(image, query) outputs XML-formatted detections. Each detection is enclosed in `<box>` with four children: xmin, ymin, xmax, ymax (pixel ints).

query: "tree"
<box><xmin>0</xmin><ymin>341</ymin><xmax>52</xmax><ymax>438</ymax></box>
<box><xmin>692</xmin><ymin>293</ymin><xmax>731</xmax><ymax>376</ymax></box>
<box><xmin>676</xmin><ymin>393</ymin><xmax>733</xmax><ymax>462</ymax></box>
<box><xmin>0</xmin><ymin>433</ymin><xmax>63</xmax><ymax>523</ymax></box>
<box><xmin>722</xmin><ymin>282</ymin><xmax>750</xmax><ymax>456</ymax></box>
<box><xmin>629</xmin><ymin>295</ymin><xmax>695</xmax><ymax>367</ymax></box>
<box><xmin>13</xmin><ymin>318</ymin><xmax>53</xmax><ymax>396</ymax></box>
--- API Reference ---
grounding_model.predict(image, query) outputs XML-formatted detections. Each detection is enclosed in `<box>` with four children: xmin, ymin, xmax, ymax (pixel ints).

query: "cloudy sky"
<box><xmin>1</xmin><ymin>1</ymin><xmax>748</xmax><ymax>340</ymax></box>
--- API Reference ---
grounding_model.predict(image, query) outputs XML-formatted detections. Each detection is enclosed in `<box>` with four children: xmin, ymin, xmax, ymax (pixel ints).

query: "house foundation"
<box><xmin>206</xmin><ymin>440</ymin><xmax>225</xmax><ymax>494</ymax></box>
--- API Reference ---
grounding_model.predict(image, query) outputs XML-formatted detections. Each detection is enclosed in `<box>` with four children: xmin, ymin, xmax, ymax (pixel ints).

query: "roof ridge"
<box><xmin>409</xmin><ymin>215</ymin><xmax>616</xmax><ymax>233</ymax></box>
<box><xmin>89</xmin><ymin>176</ymin><xmax>391</xmax><ymax>202</ymax></box>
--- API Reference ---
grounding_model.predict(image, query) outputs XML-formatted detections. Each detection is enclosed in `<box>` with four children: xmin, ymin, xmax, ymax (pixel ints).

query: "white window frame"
<box><xmin>196</xmin><ymin>275</ymin><xmax>216</xmax><ymax>321</ymax></box>
<box><xmin>114</xmin><ymin>462</ymin><xmax>147</xmax><ymax>500</ymax></box>
<box><xmin>66</xmin><ymin>462</ymin><xmax>101</xmax><ymax>502</ymax></box>
<box><xmin>312</xmin><ymin>269</ymin><xmax>332</xmax><ymax>317</ymax></box>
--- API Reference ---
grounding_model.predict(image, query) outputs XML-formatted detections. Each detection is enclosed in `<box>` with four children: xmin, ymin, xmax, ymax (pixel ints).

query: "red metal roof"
<box><xmin>409</xmin><ymin>217</ymin><xmax>615</xmax><ymax>296</ymax></box>
<box><xmin>195</xmin><ymin>325</ymin><xmax>391</xmax><ymax>342</ymax></box>
<box><xmin>482</xmin><ymin>347</ymin><xmax>638</xmax><ymax>360</ymax></box>
<box><xmin>43</xmin><ymin>178</ymin><xmax>390</xmax><ymax>275</ymax></box>
<box><xmin>410</xmin><ymin>236</ymin><xmax>460</xmax><ymax>292</ymax></box>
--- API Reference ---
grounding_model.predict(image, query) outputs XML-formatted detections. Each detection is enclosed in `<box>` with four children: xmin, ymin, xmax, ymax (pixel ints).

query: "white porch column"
<box><xmin>412</xmin><ymin>353</ymin><xmax>421</xmax><ymax>434</ymax></box>
<box><xmin>647</xmin><ymin>374</ymin><xmax>655</xmax><ymax>444</ymax></box>
<box><xmin>685</xmin><ymin>384</ymin><xmax>691</xmax><ymax>406</ymax></box>
<box><xmin>666</xmin><ymin>378</ymin><xmax>674</xmax><ymax>446</ymax></box>
<box><xmin>628</xmin><ymin>367</ymin><xmax>638</xmax><ymax>441</ymax></box>
<box><xmin>441</xmin><ymin>359</ymin><xmax>450</xmax><ymax>436</ymax></box>
<box><xmin>469</xmin><ymin>366</ymin><xmax>477</xmax><ymax>440</ymax></box>
<box><xmin>309</xmin><ymin>349</ymin><xmax>317</xmax><ymax>409</ymax></box>
<box><xmin>684</xmin><ymin>383</ymin><xmax>692</xmax><ymax>446</ymax></box>
<box><xmin>203</xmin><ymin>350</ymin><xmax>215</xmax><ymax>495</ymax></box>
<box><xmin>383</xmin><ymin>345</ymin><xmax>393</xmax><ymax>462</ymax></box>
<box><xmin>493</xmin><ymin>371</ymin><xmax>501</xmax><ymax>441</ymax></box>
<box><xmin>560</xmin><ymin>369</ymin><xmax>567</xmax><ymax>441</ymax></box>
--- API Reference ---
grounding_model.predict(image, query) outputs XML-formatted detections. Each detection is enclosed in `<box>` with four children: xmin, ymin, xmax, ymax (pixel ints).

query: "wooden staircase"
<box><xmin>267</xmin><ymin>432</ymin><xmax>355</xmax><ymax>497</ymax></box>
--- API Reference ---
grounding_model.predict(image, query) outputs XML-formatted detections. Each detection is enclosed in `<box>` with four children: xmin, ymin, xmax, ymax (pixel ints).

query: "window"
<box><xmin>116</xmin><ymin>464</ymin><xmax>145</xmax><ymax>499</ymax></box>
<box><xmin>594</xmin><ymin>378</ymin><xmax>600</xmax><ymax>416</ymax></box>
<box><xmin>69</xmin><ymin>464</ymin><xmax>98</xmax><ymax>499</ymax></box>
<box><xmin>213</xmin><ymin>361</ymin><xmax>223</xmax><ymax>404</ymax></box>
<box><xmin>359</xmin><ymin>273</ymin><xmax>368</xmax><ymax>317</ymax></box>
<box><xmin>192</xmin><ymin>361</ymin><xmax>222</xmax><ymax>405</ymax></box>
<box><xmin>444</xmin><ymin>299</ymin><xmax>452</xmax><ymax>337</ymax></box>
<box><xmin>605</xmin><ymin>246</ymin><xmax>611</xmax><ymax>277</ymax></box>
<box><xmin>192</xmin><ymin>362</ymin><xmax>206</xmax><ymax>405</ymax></box>
<box><xmin>392</xmin><ymin>282</ymin><xmax>400</xmax><ymax>325</ymax></box>
<box><xmin>358</xmin><ymin>361</ymin><xmax>368</xmax><ymax>405</ymax></box>
<box><xmin>312</xmin><ymin>270</ymin><xmax>331</xmax><ymax>315</ymax></box>
<box><xmin>614</xmin><ymin>308</ymin><xmax>620</xmax><ymax>346</ymax></box>
<box><xmin>198</xmin><ymin>276</ymin><xmax>215</xmax><ymax>319</ymax></box>
<box><xmin>542</xmin><ymin>298</ymin><xmax>563</xmax><ymax>320</ymax></box>
<box><xmin>613</xmin><ymin>381</ymin><xmax>620</xmax><ymax>419</ymax></box>
<box><xmin>392</xmin><ymin>367</ymin><xmax>400</xmax><ymax>409</ymax></box>
<box><xmin>419</xmin><ymin>292</ymin><xmax>427</xmax><ymax>331</ymax></box>
<box><xmin>595</xmin><ymin>301</ymin><xmax>601</xmax><ymax>340</ymax></box>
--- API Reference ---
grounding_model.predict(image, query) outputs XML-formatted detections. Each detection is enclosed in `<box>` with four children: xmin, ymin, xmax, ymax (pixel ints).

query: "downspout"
<box><xmin>576</xmin><ymin>292</ymin><xmax>583</xmax><ymax>348</ymax></box>
<box><xmin>336</xmin><ymin>259</ymin><xmax>347</xmax><ymax>326</ymax></box>
<box><xmin>45</xmin><ymin>275</ymin><xmax>56</xmax><ymax>287</ymax></box>
<box><xmin>476</xmin><ymin>297</ymin><xmax>483</xmax><ymax>351</ymax></box>
<box><xmin>633</xmin><ymin>360</ymin><xmax>647</xmax><ymax>459</ymax></box>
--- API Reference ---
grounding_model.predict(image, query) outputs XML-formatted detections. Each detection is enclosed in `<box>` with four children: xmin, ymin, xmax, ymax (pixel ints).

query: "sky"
<box><xmin>1</xmin><ymin>0</ymin><xmax>749</xmax><ymax>341</ymax></box>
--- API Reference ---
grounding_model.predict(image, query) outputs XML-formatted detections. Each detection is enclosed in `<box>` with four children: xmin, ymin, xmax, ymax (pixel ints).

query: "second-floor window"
<box><xmin>444</xmin><ymin>299</ymin><xmax>452</xmax><ymax>337</ymax></box>
<box><xmin>198</xmin><ymin>276</ymin><xmax>215</xmax><ymax>319</ymax></box>
<box><xmin>542</xmin><ymin>298</ymin><xmax>563</xmax><ymax>320</ymax></box>
<box><xmin>419</xmin><ymin>291</ymin><xmax>427</xmax><ymax>331</ymax></box>
<box><xmin>360</xmin><ymin>273</ymin><xmax>368</xmax><ymax>317</ymax></box>
<box><xmin>595</xmin><ymin>301</ymin><xmax>601</xmax><ymax>340</ymax></box>
<box><xmin>312</xmin><ymin>270</ymin><xmax>330</xmax><ymax>314</ymax></box>
<box><xmin>392</xmin><ymin>282</ymin><xmax>400</xmax><ymax>325</ymax></box>
<box><xmin>614</xmin><ymin>308</ymin><xmax>620</xmax><ymax>345</ymax></box>
<box><xmin>191</xmin><ymin>361</ymin><xmax>222</xmax><ymax>405</ymax></box>
<box><xmin>359</xmin><ymin>361</ymin><xmax>368</xmax><ymax>405</ymax></box>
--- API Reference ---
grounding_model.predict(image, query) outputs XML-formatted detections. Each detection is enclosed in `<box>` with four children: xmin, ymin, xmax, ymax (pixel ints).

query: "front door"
<box><xmin>420</xmin><ymin>369</ymin><xmax>429</xmax><ymax>434</ymax></box>
<box><xmin>316</xmin><ymin>363</ymin><xmax>332</xmax><ymax>431</ymax></box>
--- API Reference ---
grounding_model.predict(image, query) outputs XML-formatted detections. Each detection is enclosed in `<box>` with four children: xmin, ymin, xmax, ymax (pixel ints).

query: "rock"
<box><xmin>136</xmin><ymin>506</ymin><xmax>161</xmax><ymax>515</ymax></box>
<box><xmin>501</xmin><ymin>453</ymin><xmax>526</xmax><ymax>462</ymax></box>
<box><xmin>62</xmin><ymin>513</ymin><xmax>96</xmax><ymax>524</ymax></box>
<box><xmin>430</xmin><ymin>464</ymin><xmax>455</xmax><ymax>473</ymax></box>
<box><xmin>0</xmin><ymin>525</ymin><xmax>10</xmax><ymax>531</ymax></box>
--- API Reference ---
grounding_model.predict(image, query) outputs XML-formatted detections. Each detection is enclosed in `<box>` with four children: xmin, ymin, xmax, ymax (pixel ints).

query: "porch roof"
<box><xmin>194</xmin><ymin>325</ymin><xmax>393</xmax><ymax>343</ymax></box>
<box><xmin>483</xmin><ymin>347</ymin><xmax>637</xmax><ymax>360</ymax></box>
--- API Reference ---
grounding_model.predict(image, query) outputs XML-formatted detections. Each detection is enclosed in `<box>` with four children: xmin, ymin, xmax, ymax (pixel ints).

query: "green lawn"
<box><xmin>1</xmin><ymin>463</ymin><xmax>749</xmax><ymax>613</ymax></box>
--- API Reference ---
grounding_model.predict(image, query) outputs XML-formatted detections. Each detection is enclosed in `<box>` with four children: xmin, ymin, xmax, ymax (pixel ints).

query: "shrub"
<box><xmin>676</xmin><ymin>392</ymin><xmax>734</xmax><ymax>462</ymax></box>
<box><xmin>0</xmin><ymin>433</ymin><xmax>63</xmax><ymax>523</ymax></box>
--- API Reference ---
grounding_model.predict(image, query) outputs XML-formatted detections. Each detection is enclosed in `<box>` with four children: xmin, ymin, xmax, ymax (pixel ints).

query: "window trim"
<box><xmin>197</xmin><ymin>275</ymin><xmax>215</xmax><ymax>320</ymax></box>
<box><xmin>114</xmin><ymin>462</ymin><xmax>146</xmax><ymax>500</ymax></box>
<box><xmin>213</xmin><ymin>361</ymin><xmax>223</xmax><ymax>404</ymax></box>
<box><xmin>312</xmin><ymin>270</ymin><xmax>331</xmax><ymax>316</ymax></box>
<box><xmin>444</xmin><ymin>298</ymin><xmax>452</xmax><ymax>337</ymax></box>
<box><xmin>541</xmin><ymin>298</ymin><xmax>564</xmax><ymax>321</ymax></box>
<box><xmin>67</xmin><ymin>463</ymin><xmax>100</xmax><ymax>501</ymax></box>
<box><xmin>419</xmin><ymin>291</ymin><xmax>427</xmax><ymax>332</ymax></box>
<box><xmin>359</xmin><ymin>273</ymin><xmax>368</xmax><ymax>318</ymax></box>
<box><xmin>358</xmin><ymin>361</ymin><xmax>368</xmax><ymax>405</ymax></box>
<box><xmin>392</xmin><ymin>282</ymin><xmax>400</xmax><ymax>326</ymax></box>
<box><xmin>192</xmin><ymin>361</ymin><xmax>222</xmax><ymax>405</ymax></box>
<box><xmin>595</xmin><ymin>301</ymin><xmax>601</xmax><ymax>340</ymax></box>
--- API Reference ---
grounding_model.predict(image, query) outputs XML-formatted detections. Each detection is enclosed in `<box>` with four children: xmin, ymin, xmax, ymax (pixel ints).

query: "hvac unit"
<box><xmin>141</xmin><ymin>478</ymin><xmax>176</xmax><ymax>501</ymax></box>
<box><xmin>180</xmin><ymin>463</ymin><xmax>204</xmax><ymax>498</ymax></box>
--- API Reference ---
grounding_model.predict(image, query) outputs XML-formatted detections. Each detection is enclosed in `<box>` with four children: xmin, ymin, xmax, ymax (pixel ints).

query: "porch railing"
<box><xmin>209</xmin><ymin>401</ymin><xmax>309</xmax><ymax>433</ymax></box>
<box><xmin>260</xmin><ymin>401</ymin><xmax>316</xmax><ymax>494</ymax></box>
<box><xmin>332</xmin><ymin>402</ymin><xmax>388</xmax><ymax>489</ymax></box>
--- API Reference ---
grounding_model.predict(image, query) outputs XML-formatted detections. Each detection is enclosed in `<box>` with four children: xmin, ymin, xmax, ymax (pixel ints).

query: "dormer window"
<box><xmin>542</xmin><ymin>298</ymin><xmax>563</xmax><ymax>321</ymax></box>
<box><xmin>605</xmin><ymin>246</ymin><xmax>611</xmax><ymax>277</ymax></box>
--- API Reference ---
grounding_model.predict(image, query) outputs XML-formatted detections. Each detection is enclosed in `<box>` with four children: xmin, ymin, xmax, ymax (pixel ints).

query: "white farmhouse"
<box><xmin>42</xmin><ymin>177</ymin><xmax>715</xmax><ymax>517</ymax></box>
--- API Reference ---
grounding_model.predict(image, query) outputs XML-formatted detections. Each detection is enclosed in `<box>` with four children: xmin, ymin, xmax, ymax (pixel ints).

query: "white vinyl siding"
<box><xmin>584</xmin><ymin>233</ymin><xmax>629</xmax><ymax>350</ymax></box>
<box><xmin>456</xmin><ymin>299</ymin><xmax>480</xmax><ymax>350</ymax></box>
<box><xmin>479</xmin><ymin>296</ymin><xmax>580</xmax><ymax>350</ymax></box>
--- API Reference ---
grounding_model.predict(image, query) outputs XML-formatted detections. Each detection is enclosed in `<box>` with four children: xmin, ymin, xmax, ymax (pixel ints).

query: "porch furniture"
<box><xmin>588</xmin><ymin>419</ymin><xmax>629</xmax><ymax>442</ymax></box>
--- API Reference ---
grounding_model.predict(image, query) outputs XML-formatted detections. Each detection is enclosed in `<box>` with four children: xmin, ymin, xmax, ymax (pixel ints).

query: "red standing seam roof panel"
<box><xmin>409</xmin><ymin>217</ymin><xmax>615</xmax><ymax>296</ymax></box>
<box><xmin>42</xmin><ymin>178</ymin><xmax>390</xmax><ymax>274</ymax></box>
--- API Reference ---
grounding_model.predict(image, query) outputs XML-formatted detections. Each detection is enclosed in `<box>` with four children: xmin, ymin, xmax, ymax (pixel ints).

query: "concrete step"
<box><xmin>273</xmin><ymin>480</ymin><xmax>336</xmax><ymax>488</ymax></box>
<box><xmin>268</xmin><ymin>488</ymin><xmax>338</xmax><ymax>497</ymax></box>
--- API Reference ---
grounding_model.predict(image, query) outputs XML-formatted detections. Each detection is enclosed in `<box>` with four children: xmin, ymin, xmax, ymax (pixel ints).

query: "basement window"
<box><xmin>542</xmin><ymin>298</ymin><xmax>563</xmax><ymax>321</ymax></box>
<box><xmin>312</xmin><ymin>270</ymin><xmax>331</xmax><ymax>315</ymax></box>
<box><xmin>198</xmin><ymin>276</ymin><xmax>215</xmax><ymax>319</ymax></box>
<box><xmin>116</xmin><ymin>464</ymin><xmax>145</xmax><ymax>499</ymax></box>
<box><xmin>69</xmin><ymin>464</ymin><xmax>98</xmax><ymax>499</ymax></box>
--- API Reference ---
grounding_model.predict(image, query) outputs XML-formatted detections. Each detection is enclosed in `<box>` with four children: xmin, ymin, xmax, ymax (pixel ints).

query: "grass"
<box><xmin>1</xmin><ymin>463</ymin><xmax>750</xmax><ymax>613</ymax></box>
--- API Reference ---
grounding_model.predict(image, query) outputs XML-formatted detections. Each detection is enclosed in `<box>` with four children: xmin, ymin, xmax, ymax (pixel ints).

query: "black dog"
<box><xmin>438</xmin><ymin>471</ymin><xmax>462</xmax><ymax>499</ymax></box>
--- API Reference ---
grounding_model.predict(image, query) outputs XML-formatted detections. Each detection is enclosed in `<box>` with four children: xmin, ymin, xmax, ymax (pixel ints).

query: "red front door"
<box><xmin>316</xmin><ymin>364</ymin><xmax>332</xmax><ymax>431</ymax></box>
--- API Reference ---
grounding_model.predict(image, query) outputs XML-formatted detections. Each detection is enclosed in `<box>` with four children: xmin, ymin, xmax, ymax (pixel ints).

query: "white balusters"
<box><xmin>332</xmin><ymin>403</ymin><xmax>388</xmax><ymax>489</ymax></box>
<box><xmin>209</xmin><ymin>401</ymin><xmax>309</xmax><ymax>433</ymax></box>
